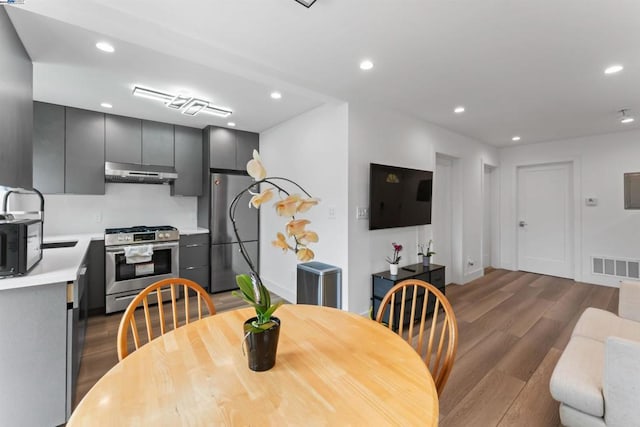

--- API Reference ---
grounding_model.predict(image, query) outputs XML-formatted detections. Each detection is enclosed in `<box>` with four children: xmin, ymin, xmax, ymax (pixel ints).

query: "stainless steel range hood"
<box><xmin>105</xmin><ymin>162</ymin><xmax>178</xmax><ymax>184</ymax></box>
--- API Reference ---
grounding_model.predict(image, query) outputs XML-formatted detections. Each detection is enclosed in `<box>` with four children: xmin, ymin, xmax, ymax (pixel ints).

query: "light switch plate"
<box><xmin>356</xmin><ymin>207</ymin><xmax>369</xmax><ymax>220</ymax></box>
<box><xmin>585</xmin><ymin>197</ymin><xmax>598</xmax><ymax>206</ymax></box>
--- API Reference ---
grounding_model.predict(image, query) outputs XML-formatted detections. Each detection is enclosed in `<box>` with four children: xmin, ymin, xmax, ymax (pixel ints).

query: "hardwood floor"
<box><xmin>439</xmin><ymin>269</ymin><xmax>618</xmax><ymax>427</ymax></box>
<box><xmin>74</xmin><ymin>290</ymin><xmax>286</xmax><ymax>408</ymax></box>
<box><xmin>76</xmin><ymin>270</ymin><xmax>618</xmax><ymax>426</ymax></box>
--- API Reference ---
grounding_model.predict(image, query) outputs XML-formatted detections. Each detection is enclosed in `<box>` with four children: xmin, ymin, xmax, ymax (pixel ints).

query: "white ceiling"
<box><xmin>6</xmin><ymin>0</ymin><xmax>640</xmax><ymax>145</ymax></box>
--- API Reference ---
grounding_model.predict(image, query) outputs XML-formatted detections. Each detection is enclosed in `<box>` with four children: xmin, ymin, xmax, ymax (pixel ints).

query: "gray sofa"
<box><xmin>550</xmin><ymin>281</ymin><xmax>640</xmax><ymax>427</ymax></box>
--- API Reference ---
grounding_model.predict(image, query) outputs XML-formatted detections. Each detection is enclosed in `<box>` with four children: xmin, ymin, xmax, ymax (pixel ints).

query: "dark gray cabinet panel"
<box><xmin>142</xmin><ymin>120</ymin><xmax>174</xmax><ymax>166</ymax></box>
<box><xmin>172</xmin><ymin>126</ymin><xmax>203</xmax><ymax>196</ymax></box>
<box><xmin>208</xmin><ymin>127</ymin><xmax>236</xmax><ymax>169</ymax></box>
<box><xmin>65</xmin><ymin>108</ymin><xmax>105</xmax><ymax>194</ymax></box>
<box><xmin>180</xmin><ymin>233</ymin><xmax>209</xmax><ymax>291</ymax></box>
<box><xmin>105</xmin><ymin>115</ymin><xmax>142</xmax><ymax>164</ymax></box>
<box><xmin>88</xmin><ymin>240</ymin><xmax>105</xmax><ymax>313</ymax></box>
<box><xmin>33</xmin><ymin>102</ymin><xmax>65</xmax><ymax>193</ymax></box>
<box><xmin>236</xmin><ymin>130</ymin><xmax>259</xmax><ymax>170</ymax></box>
<box><xmin>0</xmin><ymin>8</ymin><xmax>33</xmax><ymax>190</ymax></box>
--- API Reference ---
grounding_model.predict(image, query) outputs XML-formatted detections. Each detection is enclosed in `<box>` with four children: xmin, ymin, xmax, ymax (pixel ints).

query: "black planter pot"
<box><xmin>243</xmin><ymin>317</ymin><xmax>281</xmax><ymax>372</ymax></box>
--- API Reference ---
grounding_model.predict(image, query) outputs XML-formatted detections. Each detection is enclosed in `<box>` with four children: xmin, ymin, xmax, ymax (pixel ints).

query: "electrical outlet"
<box><xmin>356</xmin><ymin>207</ymin><xmax>369</xmax><ymax>220</ymax></box>
<box><xmin>467</xmin><ymin>258</ymin><xmax>475</xmax><ymax>266</ymax></box>
<box><xmin>328</xmin><ymin>206</ymin><xmax>336</xmax><ymax>219</ymax></box>
<box><xmin>94</xmin><ymin>212</ymin><xmax>102</xmax><ymax>223</ymax></box>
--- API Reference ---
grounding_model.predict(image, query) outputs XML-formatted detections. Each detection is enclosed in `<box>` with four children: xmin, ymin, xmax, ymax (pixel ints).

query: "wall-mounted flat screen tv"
<box><xmin>369</xmin><ymin>163</ymin><xmax>433</xmax><ymax>230</ymax></box>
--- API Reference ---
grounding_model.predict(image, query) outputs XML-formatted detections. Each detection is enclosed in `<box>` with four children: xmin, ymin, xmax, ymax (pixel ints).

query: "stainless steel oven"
<box><xmin>104</xmin><ymin>226</ymin><xmax>179</xmax><ymax>313</ymax></box>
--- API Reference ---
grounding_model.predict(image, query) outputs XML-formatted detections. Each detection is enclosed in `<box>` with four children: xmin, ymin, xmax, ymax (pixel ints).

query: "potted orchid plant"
<box><xmin>231</xmin><ymin>150</ymin><xmax>319</xmax><ymax>371</ymax></box>
<box><xmin>386</xmin><ymin>242</ymin><xmax>403</xmax><ymax>275</ymax></box>
<box><xmin>418</xmin><ymin>239</ymin><xmax>436</xmax><ymax>267</ymax></box>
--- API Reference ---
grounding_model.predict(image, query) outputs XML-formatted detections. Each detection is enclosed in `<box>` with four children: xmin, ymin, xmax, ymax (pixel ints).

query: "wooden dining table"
<box><xmin>68</xmin><ymin>304</ymin><xmax>439</xmax><ymax>426</ymax></box>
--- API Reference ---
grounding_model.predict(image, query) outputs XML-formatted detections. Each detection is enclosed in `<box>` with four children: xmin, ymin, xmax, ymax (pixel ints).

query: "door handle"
<box><xmin>519</xmin><ymin>221</ymin><xmax>527</xmax><ymax>227</ymax></box>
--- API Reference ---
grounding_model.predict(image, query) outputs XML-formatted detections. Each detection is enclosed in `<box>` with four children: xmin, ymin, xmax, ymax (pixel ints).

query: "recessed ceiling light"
<box><xmin>512</xmin><ymin>136</ymin><xmax>521</xmax><ymax>142</ymax></box>
<box><xmin>270</xmin><ymin>91</ymin><xmax>282</xmax><ymax>100</ymax></box>
<box><xmin>96</xmin><ymin>42</ymin><xmax>115</xmax><ymax>53</ymax></box>
<box><xmin>227</xmin><ymin>122</ymin><xmax>236</xmax><ymax>127</ymax></box>
<box><xmin>621</xmin><ymin>117</ymin><xmax>635</xmax><ymax>124</ymax></box>
<box><xmin>604</xmin><ymin>64</ymin><xmax>624</xmax><ymax>75</ymax></box>
<box><xmin>100</xmin><ymin>102</ymin><xmax>113</xmax><ymax>109</ymax></box>
<box><xmin>620</xmin><ymin>109</ymin><xmax>634</xmax><ymax>124</ymax></box>
<box><xmin>359</xmin><ymin>60</ymin><xmax>374</xmax><ymax>71</ymax></box>
<box><xmin>454</xmin><ymin>106</ymin><xmax>465</xmax><ymax>114</ymax></box>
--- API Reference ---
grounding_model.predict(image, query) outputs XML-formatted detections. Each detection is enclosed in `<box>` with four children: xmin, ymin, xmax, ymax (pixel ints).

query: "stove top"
<box><xmin>104</xmin><ymin>225</ymin><xmax>180</xmax><ymax>246</ymax></box>
<box><xmin>105</xmin><ymin>225</ymin><xmax>177</xmax><ymax>234</ymax></box>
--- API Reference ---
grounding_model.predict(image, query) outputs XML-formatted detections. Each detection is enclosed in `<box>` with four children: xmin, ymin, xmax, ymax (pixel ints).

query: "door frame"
<box><xmin>513</xmin><ymin>159</ymin><xmax>582</xmax><ymax>281</ymax></box>
<box><xmin>481</xmin><ymin>160</ymin><xmax>500</xmax><ymax>270</ymax></box>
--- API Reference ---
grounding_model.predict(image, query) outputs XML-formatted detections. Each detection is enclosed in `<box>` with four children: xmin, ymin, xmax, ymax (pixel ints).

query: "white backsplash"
<box><xmin>20</xmin><ymin>183</ymin><xmax>198</xmax><ymax>237</ymax></box>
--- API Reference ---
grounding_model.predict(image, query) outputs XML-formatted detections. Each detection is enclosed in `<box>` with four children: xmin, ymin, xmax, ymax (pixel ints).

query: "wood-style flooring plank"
<box><xmin>440</xmin><ymin>370</ymin><xmax>525</xmax><ymax>427</ymax></box>
<box><xmin>497</xmin><ymin>348</ymin><xmax>563</xmax><ymax>427</ymax></box>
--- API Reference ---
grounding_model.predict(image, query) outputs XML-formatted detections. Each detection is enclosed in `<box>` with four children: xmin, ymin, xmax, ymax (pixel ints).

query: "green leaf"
<box><xmin>235</xmin><ymin>275</ymin><xmax>256</xmax><ymax>303</ymax></box>
<box><xmin>263</xmin><ymin>300</ymin><xmax>283</xmax><ymax>319</ymax></box>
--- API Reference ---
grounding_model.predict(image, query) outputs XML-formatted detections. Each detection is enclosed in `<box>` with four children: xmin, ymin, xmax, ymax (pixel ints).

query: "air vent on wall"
<box><xmin>592</xmin><ymin>257</ymin><xmax>640</xmax><ymax>279</ymax></box>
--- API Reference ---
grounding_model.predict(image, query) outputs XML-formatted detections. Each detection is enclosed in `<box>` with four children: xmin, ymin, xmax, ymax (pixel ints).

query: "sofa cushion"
<box><xmin>550</xmin><ymin>336</ymin><xmax>604</xmax><ymax>417</ymax></box>
<box><xmin>573</xmin><ymin>308</ymin><xmax>640</xmax><ymax>343</ymax></box>
<box><xmin>559</xmin><ymin>404</ymin><xmax>606</xmax><ymax>427</ymax></box>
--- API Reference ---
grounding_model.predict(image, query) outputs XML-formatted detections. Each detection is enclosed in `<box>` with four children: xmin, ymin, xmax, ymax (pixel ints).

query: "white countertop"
<box><xmin>0</xmin><ymin>233</ymin><xmax>103</xmax><ymax>292</ymax></box>
<box><xmin>179</xmin><ymin>227</ymin><xmax>209</xmax><ymax>235</ymax></box>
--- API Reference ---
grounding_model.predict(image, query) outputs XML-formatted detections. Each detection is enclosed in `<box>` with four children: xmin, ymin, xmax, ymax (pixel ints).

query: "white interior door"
<box><xmin>517</xmin><ymin>163</ymin><xmax>573</xmax><ymax>278</ymax></box>
<box><xmin>483</xmin><ymin>165</ymin><xmax>494</xmax><ymax>268</ymax></box>
<box><xmin>433</xmin><ymin>155</ymin><xmax>453</xmax><ymax>284</ymax></box>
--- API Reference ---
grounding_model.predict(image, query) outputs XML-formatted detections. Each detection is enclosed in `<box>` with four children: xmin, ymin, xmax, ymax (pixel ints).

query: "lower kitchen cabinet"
<box><xmin>371</xmin><ymin>263</ymin><xmax>446</xmax><ymax>326</ymax></box>
<box><xmin>180</xmin><ymin>233</ymin><xmax>210</xmax><ymax>292</ymax></box>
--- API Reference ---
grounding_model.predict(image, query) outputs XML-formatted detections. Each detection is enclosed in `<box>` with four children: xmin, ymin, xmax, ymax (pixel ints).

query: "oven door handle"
<box><xmin>105</xmin><ymin>242</ymin><xmax>179</xmax><ymax>253</ymax></box>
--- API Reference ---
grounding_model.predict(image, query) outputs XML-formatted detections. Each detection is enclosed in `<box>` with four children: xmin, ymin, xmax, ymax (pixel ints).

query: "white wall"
<box><xmin>348</xmin><ymin>102</ymin><xmax>499</xmax><ymax>315</ymax></box>
<box><xmin>499</xmin><ymin>129</ymin><xmax>640</xmax><ymax>286</ymax></box>
<box><xmin>259</xmin><ymin>103</ymin><xmax>349</xmax><ymax>304</ymax></box>
<box><xmin>28</xmin><ymin>183</ymin><xmax>197</xmax><ymax>236</ymax></box>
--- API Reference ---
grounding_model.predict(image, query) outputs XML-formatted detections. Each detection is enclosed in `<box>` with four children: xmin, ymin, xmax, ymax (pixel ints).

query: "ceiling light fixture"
<box><xmin>227</xmin><ymin>122</ymin><xmax>236</xmax><ymax>127</ymax></box>
<box><xmin>294</xmin><ymin>0</ymin><xmax>317</xmax><ymax>7</ymax></box>
<box><xmin>512</xmin><ymin>136</ymin><xmax>521</xmax><ymax>142</ymax></box>
<box><xmin>605</xmin><ymin>64</ymin><xmax>624</xmax><ymax>75</ymax></box>
<box><xmin>620</xmin><ymin>109</ymin><xmax>635</xmax><ymax>124</ymax></box>
<box><xmin>454</xmin><ymin>106</ymin><xmax>465</xmax><ymax>114</ymax></box>
<box><xmin>360</xmin><ymin>60</ymin><xmax>374</xmax><ymax>71</ymax></box>
<box><xmin>100</xmin><ymin>102</ymin><xmax>113</xmax><ymax>109</ymax></box>
<box><xmin>96</xmin><ymin>42</ymin><xmax>115</xmax><ymax>53</ymax></box>
<box><xmin>132</xmin><ymin>85</ymin><xmax>232</xmax><ymax>117</ymax></box>
<box><xmin>270</xmin><ymin>91</ymin><xmax>282</xmax><ymax>100</ymax></box>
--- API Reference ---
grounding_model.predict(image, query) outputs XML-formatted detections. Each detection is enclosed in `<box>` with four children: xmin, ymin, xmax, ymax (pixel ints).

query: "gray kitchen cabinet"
<box><xmin>65</xmin><ymin>107</ymin><xmax>105</xmax><ymax>194</ymax></box>
<box><xmin>207</xmin><ymin>126</ymin><xmax>259</xmax><ymax>171</ymax></box>
<box><xmin>33</xmin><ymin>102</ymin><xmax>65</xmax><ymax>193</ymax></box>
<box><xmin>208</xmin><ymin>126</ymin><xmax>237</xmax><ymax>169</ymax></box>
<box><xmin>0</xmin><ymin>8</ymin><xmax>33</xmax><ymax>190</ymax></box>
<box><xmin>172</xmin><ymin>125</ymin><xmax>203</xmax><ymax>197</ymax></box>
<box><xmin>235</xmin><ymin>130</ymin><xmax>259</xmax><ymax>170</ymax></box>
<box><xmin>142</xmin><ymin>120</ymin><xmax>174</xmax><ymax>166</ymax></box>
<box><xmin>106</xmin><ymin>114</ymin><xmax>142</xmax><ymax>164</ymax></box>
<box><xmin>180</xmin><ymin>233</ymin><xmax>210</xmax><ymax>292</ymax></box>
<box><xmin>88</xmin><ymin>239</ymin><xmax>105</xmax><ymax>314</ymax></box>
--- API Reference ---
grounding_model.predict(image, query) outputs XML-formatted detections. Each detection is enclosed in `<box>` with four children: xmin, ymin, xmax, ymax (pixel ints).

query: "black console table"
<box><xmin>371</xmin><ymin>263</ymin><xmax>446</xmax><ymax>325</ymax></box>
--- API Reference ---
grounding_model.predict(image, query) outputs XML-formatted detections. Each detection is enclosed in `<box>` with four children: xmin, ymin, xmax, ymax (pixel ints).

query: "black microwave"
<box><xmin>0</xmin><ymin>219</ymin><xmax>43</xmax><ymax>277</ymax></box>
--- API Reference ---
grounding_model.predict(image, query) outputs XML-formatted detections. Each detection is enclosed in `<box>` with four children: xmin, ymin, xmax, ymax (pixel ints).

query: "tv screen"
<box><xmin>369</xmin><ymin>163</ymin><xmax>433</xmax><ymax>230</ymax></box>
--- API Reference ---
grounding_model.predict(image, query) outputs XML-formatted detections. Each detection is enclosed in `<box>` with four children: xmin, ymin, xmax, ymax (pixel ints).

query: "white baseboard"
<box><xmin>463</xmin><ymin>268</ymin><xmax>484</xmax><ymax>284</ymax></box>
<box><xmin>261</xmin><ymin>277</ymin><xmax>296</xmax><ymax>303</ymax></box>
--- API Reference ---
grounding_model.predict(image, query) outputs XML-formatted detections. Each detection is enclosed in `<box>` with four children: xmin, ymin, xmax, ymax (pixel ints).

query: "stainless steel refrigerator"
<box><xmin>210</xmin><ymin>172</ymin><xmax>259</xmax><ymax>293</ymax></box>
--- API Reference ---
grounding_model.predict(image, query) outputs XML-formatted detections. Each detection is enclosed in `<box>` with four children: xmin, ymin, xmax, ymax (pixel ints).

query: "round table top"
<box><xmin>69</xmin><ymin>304</ymin><xmax>438</xmax><ymax>426</ymax></box>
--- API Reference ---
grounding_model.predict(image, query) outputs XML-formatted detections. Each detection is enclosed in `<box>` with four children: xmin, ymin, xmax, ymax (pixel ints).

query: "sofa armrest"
<box><xmin>618</xmin><ymin>280</ymin><xmax>640</xmax><ymax>322</ymax></box>
<box><xmin>603</xmin><ymin>337</ymin><xmax>640</xmax><ymax>427</ymax></box>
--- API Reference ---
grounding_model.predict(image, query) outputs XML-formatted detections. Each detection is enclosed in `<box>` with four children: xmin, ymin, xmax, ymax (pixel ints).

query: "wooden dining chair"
<box><xmin>117</xmin><ymin>278</ymin><xmax>216</xmax><ymax>361</ymax></box>
<box><xmin>375</xmin><ymin>279</ymin><xmax>458</xmax><ymax>395</ymax></box>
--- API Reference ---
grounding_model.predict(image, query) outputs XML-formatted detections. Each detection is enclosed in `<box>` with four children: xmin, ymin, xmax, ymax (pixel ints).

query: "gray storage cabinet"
<box><xmin>105</xmin><ymin>114</ymin><xmax>142</xmax><ymax>164</ymax></box>
<box><xmin>297</xmin><ymin>262</ymin><xmax>342</xmax><ymax>308</ymax></box>
<box><xmin>207</xmin><ymin>125</ymin><xmax>259</xmax><ymax>170</ymax></box>
<box><xmin>179</xmin><ymin>233</ymin><xmax>210</xmax><ymax>292</ymax></box>
<box><xmin>172</xmin><ymin>125</ymin><xmax>203</xmax><ymax>196</ymax></box>
<box><xmin>33</xmin><ymin>102</ymin><xmax>65</xmax><ymax>193</ymax></box>
<box><xmin>142</xmin><ymin>120</ymin><xmax>174</xmax><ymax>166</ymax></box>
<box><xmin>65</xmin><ymin>107</ymin><xmax>105</xmax><ymax>194</ymax></box>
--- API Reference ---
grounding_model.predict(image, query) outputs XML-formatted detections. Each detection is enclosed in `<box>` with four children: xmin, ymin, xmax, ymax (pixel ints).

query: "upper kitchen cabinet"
<box><xmin>0</xmin><ymin>8</ymin><xmax>33</xmax><ymax>190</ymax></box>
<box><xmin>207</xmin><ymin>126</ymin><xmax>259</xmax><ymax>171</ymax></box>
<box><xmin>172</xmin><ymin>125</ymin><xmax>203</xmax><ymax>197</ymax></box>
<box><xmin>33</xmin><ymin>102</ymin><xmax>65</xmax><ymax>193</ymax></box>
<box><xmin>105</xmin><ymin>115</ymin><xmax>142</xmax><ymax>164</ymax></box>
<box><xmin>142</xmin><ymin>120</ymin><xmax>174</xmax><ymax>166</ymax></box>
<box><xmin>235</xmin><ymin>130</ymin><xmax>259</xmax><ymax>170</ymax></box>
<box><xmin>65</xmin><ymin>107</ymin><xmax>105</xmax><ymax>195</ymax></box>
